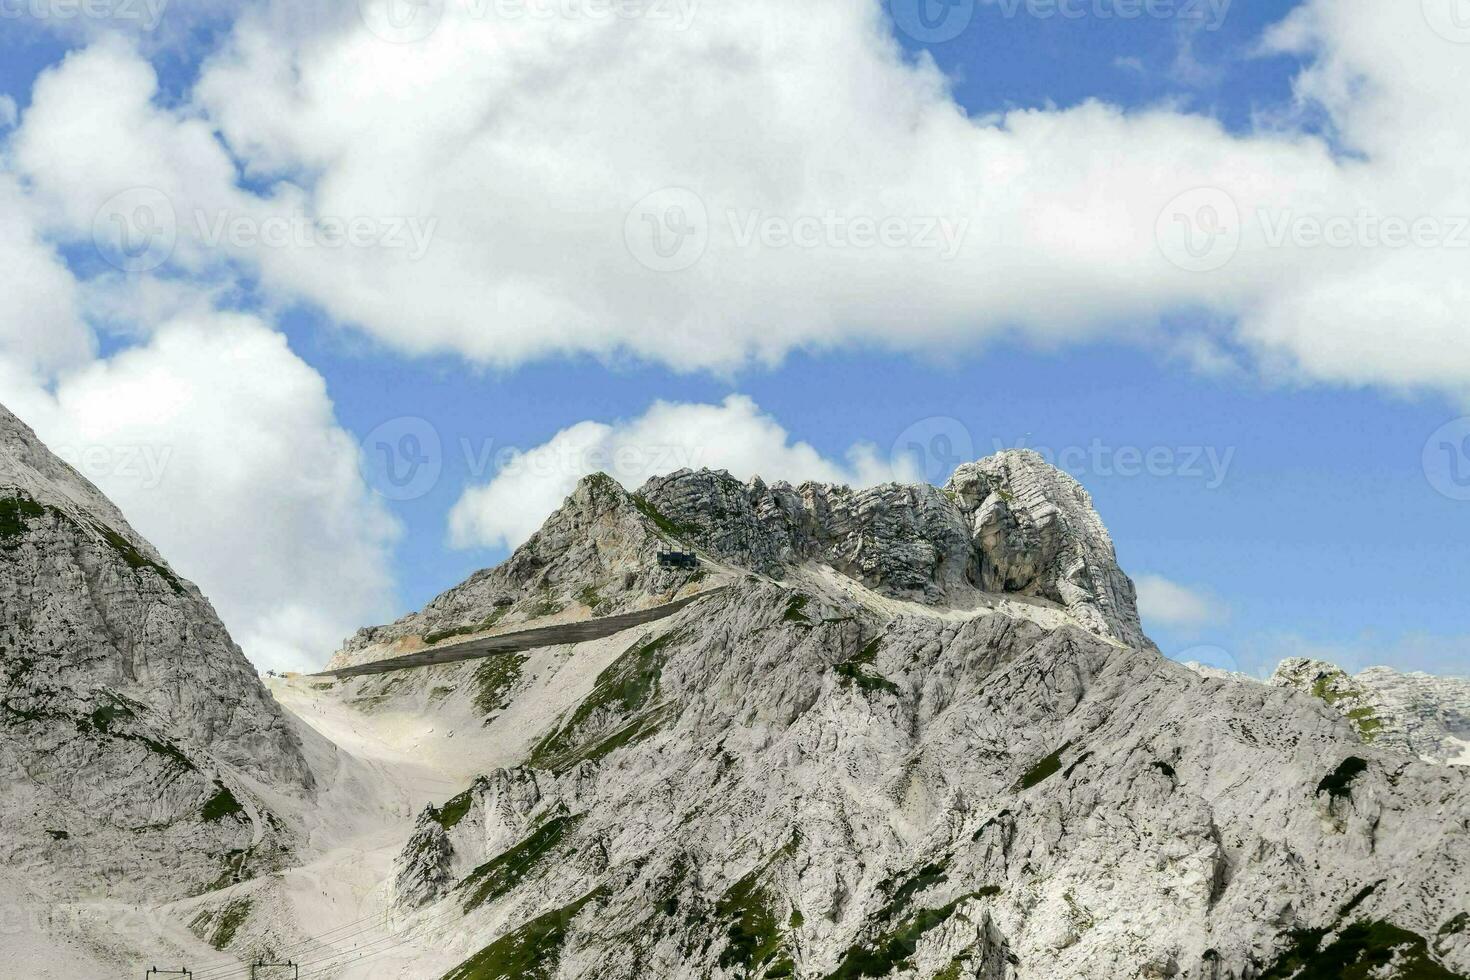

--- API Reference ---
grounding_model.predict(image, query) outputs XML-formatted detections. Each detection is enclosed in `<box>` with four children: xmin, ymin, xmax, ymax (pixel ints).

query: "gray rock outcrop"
<box><xmin>0</xmin><ymin>402</ymin><xmax>312</xmax><ymax>901</ymax></box>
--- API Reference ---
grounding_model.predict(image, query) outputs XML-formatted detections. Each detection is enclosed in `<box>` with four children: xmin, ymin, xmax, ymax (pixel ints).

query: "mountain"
<box><xmin>331</xmin><ymin>463</ymin><xmax>1467</xmax><ymax>979</ymax></box>
<box><xmin>7</xmin><ymin>407</ymin><xmax>1468</xmax><ymax>979</ymax></box>
<box><xmin>0</xmin><ymin>401</ymin><xmax>314</xmax><ymax>903</ymax></box>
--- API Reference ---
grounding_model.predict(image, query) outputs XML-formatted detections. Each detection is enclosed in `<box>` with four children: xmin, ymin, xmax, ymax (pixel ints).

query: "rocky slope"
<box><xmin>380</xmin><ymin>585</ymin><xmax>1470</xmax><ymax>980</ymax></box>
<box><xmin>0</xmin><ymin>401</ymin><xmax>314</xmax><ymax>903</ymax></box>
<box><xmin>350</xmin><ymin>464</ymin><xmax>1470</xmax><ymax>980</ymax></box>
<box><xmin>1272</xmin><ymin>658</ymin><xmax>1470</xmax><ymax>766</ymax></box>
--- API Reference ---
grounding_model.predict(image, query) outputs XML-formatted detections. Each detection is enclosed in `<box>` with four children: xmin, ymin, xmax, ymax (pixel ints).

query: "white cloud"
<box><xmin>1136</xmin><ymin>574</ymin><xmax>1228</xmax><ymax>629</ymax></box>
<box><xmin>3</xmin><ymin>312</ymin><xmax>400</xmax><ymax>673</ymax></box>
<box><xmin>448</xmin><ymin>395</ymin><xmax>910</xmax><ymax>551</ymax></box>
<box><xmin>6</xmin><ymin>0</ymin><xmax>1470</xmax><ymax>399</ymax></box>
<box><xmin>0</xmin><ymin>174</ymin><xmax>92</xmax><ymax>374</ymax></box>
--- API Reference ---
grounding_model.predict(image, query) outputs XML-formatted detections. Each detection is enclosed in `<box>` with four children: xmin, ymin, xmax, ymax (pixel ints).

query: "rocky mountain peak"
<box><xmin>0</xmin><ymin>401</ymin><xmax>312</xmax><ymax>900</ymax></box>
<box><xmin>338</xmin><ymin>451</ymin><xmax>1149</xmax><ymax>668</ymax></box>
<box><xmin>639</xmin><ymin>450</ymin><xmax>1146</xmax><ymax>647</ymax></box>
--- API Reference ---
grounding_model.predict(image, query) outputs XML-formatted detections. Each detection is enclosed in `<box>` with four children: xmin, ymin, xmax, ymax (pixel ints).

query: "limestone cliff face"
<box><xmin>0</xmin><ymin>402</ymin><xmax>311</xmax><ymax>901</ymax></box>
<box><xmin>338</xmin><ymin>449</ymin><xmax>1147</xmax><ymax>669</ymax></box>
<box><xmin>638</xmin><ymin>450</ymin><xmax>1146</xmax><ymax>648</ymax></box>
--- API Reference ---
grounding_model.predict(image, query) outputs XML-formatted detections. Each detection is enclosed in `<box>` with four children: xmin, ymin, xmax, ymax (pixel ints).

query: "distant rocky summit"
<box><xmin>1272</xmin><ymin>657</ymin><xmax>1470</xmax><ymax>766</ymax></box>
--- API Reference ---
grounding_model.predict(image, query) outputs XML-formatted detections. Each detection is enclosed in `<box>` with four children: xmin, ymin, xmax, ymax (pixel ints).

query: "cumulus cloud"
<box><xmin>5</xmin><ymin>0</ymin><xmax>1469</xmax><ymax>399</ymax></box>
<box><xmin>0</xmin><ymin>306</ymin><xmax>400</xmax><ymax>673</ymax></box>
<box><xmin>1136</xmin><ymin>574</ymin><xmax>1228</xmax><ymax>630</ymax></box>
<box><xmin>0</xmin><ymin>174</ymin><xmax>92</xmax><ymax>375</ymax></box>
<box><xmin>448</xmin><ymin>395</ymin><xmax>910</xmax><ymax>551</ymax></box>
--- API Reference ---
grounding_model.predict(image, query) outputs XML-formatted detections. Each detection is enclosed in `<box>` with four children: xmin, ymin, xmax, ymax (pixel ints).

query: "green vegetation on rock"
<box><xmin>192</xmin><ymin>897</ymin><xmax>252</xmax><ymax>950</ymax></box>
<box><xmin>473</xmin><ymin>655</ymin><xmax>527</xmax><ymax>718</ymax></box>
<box><xmin>0</xmin><ymin>493</ymin><xmax>46</xmax><ymax>547</ymax></box>
<box><xmin>716</xmin><ymin>865</ymin><xmax>788</xmax><ymax>973</ymax></box>
<box><xmin>432</xmin><ymin>786</ymin><xmax>477</xmax><ymax>831</ymax></box>
<box><xmin>1017</xmin><ymin>742</ymin><xmax>1072</xmax><ymax>790</ymax></box>
<box><xmin>823</xmin><ymin>891</ymin><xmax>989</xmax><ymax>980</ymax></box>
<box><xmin>529</xmin><ymin>632</ymin><xmax>679</xmax><ymax>772</ymax></box>
<box><xmin>1262</xmin><ymin>920</ymin><xmax>1464</xmax><ymax>979</ymax></box>
<box><xmin>425</xmin><ymin>607</ymin><xmax>509</xmax><ymax>646</ymax></box>
<box><xmin>833</xmin><ymin>637</ymin><xmax>900</xmax><ymax>697</ymax></box>
<box><xmin>461</xmin><ymin>815</ymin><xmax>582</xmax><ymax>912</ymax></box>
<box><xmin>202</xmin><ymin>784</ymin><xmax>245</xmax><ymax>823</ymax></box>
<box><xmin>783</xmin><ymin>594</ymin><xmax>812</xmax><ymax>624</ymax></box>
<box><xmin>442</xmin><ymin>888</ymin><xmax>604</xmax><ymax>980</ymax></box>
<box><xmin>632</xmin><ymin>494</ymin><xmax>699</xmax><ymax>538</ymax></box>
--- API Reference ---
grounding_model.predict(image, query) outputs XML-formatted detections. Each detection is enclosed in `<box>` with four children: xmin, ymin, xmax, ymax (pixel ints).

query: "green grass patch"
<box><xmin>1262</xmin><ymin>920</ymin><xmax>1463</xmax><ymax>979</ymax></box>
<box><xmin>576</xmin><ymin>585</ymin><xmax>605</xmax><ymax>611</ymax></box>
<box><xmin>432</xmin><ymin>786</ymin><xmax>477</xmax><ymax>831</ymax></box>
<box><xmin>92</xmin><ymin>522</ymin><xmax>184</xmax><ymax>594</ymax></box>
<box><xmin>442</xmin><ymin>888</ymin><xmax>604</xmax><ymax>980</ymax></box>
<box><xmin>424</xmin><ymin>607</ymin><xmax>509</xmax><ymax>646</ymax></box>
<box><xmin>874</xmin><ymin>862</ymin><xmax>949</xmax><ymax>923</ymax></box>
<box><xmin>527</xmin><ymin>594</ymin><xmax>565</xmax><ymax>618</ymax></box>
<box><xmin>461</xmin><ymin>815</ymin><xmax>582</xmax><ymax>912</ymax></box>
<box><xmin>1317</xmin><ymin>757</ymin><xmax>1369</xmax><ymax>800</ymax></box>
<box><xmin>1345</xmin><ymin>707</ymin><xmax>1383</xmax><ymax>742</ymax></box>
<box><xmin>822</xmin><ymin>891</ymin><xmax>987</xmax><ymax>980</ymax></box>
<box><xmin>529</xmin><ymin>632</ymin><xmax>679</xmax><ymax>771</ymax></box>
<box><xmin>1017</xmin><ymin>742</ymin><xmax>1072</xmax><ymax>791</ymax></box>
<box><xmin>934</xmin><ymin>956</ymin><xmax>970</xmax><ymax>980</ymax></box>
<box><xmin>833</xmin><ymin>636</ymin><xmax>900</xmax><ymax>696</ymax></box>
<box><xmin>632</xmin><ymin>494</ymin><xmax>699</xmax><ymax>538</ymax></box>
<box><xmin>202</xmin><ymin>784</ymin><xmax>245</xmax><ymax>823</ymax></box>
<box><xmin>474</xmin><ymin>655</ymin><xmax>527</xmax><ymax>718</ymax></box>
<box><xmin>0</xmin><ymin>493</ymin><xmax>46</xmax><ymax>547</ymax></box>
<box><xmin>192</xmin><ymin>898</ymin><xmax>253</xmax><ymax>950</ymax></box>
<box><xmin>783</xmin><ymin>595</ymin><xmax>812</xmax><ymax>624</ymax></box>
<box><xmin>716</xmin><ymin>866</ymin><xmax>788</xmax><ymax>973</ymax></box>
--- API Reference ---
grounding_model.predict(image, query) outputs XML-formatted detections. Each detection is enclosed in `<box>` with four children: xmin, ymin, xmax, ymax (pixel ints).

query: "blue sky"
<box><xmin>1</xmin><ymin>0</ymin><xmax>1466</xmax><ymax>676</ymax></box>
